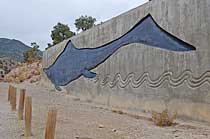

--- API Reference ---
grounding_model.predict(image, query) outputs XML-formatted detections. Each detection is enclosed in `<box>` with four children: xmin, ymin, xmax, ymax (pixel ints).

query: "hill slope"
<box><xmin>0</xmin><ymin>38</ymin><xmax>42</xmax><ymax>62</ymax></box>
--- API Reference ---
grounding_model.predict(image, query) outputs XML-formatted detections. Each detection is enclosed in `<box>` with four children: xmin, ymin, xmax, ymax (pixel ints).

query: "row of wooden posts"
<box><xmin>8</xmin><ymin>85</ymin><xmax>57</xmax><ymax>139</ymax></box>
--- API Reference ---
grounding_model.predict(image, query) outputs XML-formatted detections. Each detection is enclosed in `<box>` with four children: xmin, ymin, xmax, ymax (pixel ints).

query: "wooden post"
<box><xmin>9</xmin><ymin>86</ymin><xmax>14</xmax><ymax>104</ymax></box>
<box><xmin>18</xmin><ymin>89</ymin><xmax>25</xmax><ymax>120</ymax></box>
<box><xmin>10</xmin><ymin>87</ymin><xmax>12</xmax><ymax>105</ymax></box>
<box><xmin>25</xmin><ymin>96</ymin><xmax>32</xmax><ymax>137</ymax></box>
<box><xmin>11</xmin><ymin>86</ymin><xmax>17</xmax><ymax>111</ymax></box>
<box><xmin>8</xmin><ymin>85</ymin><xmax>12</xmax><ymax>101</ymax></box>
<box><xmin>45</xmin><ymin>109</ymin><xmax>57</xmax><ymax>139</ymax></box>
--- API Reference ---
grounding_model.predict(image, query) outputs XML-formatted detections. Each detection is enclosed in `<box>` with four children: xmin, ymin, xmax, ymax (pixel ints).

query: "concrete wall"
<box><xmin>43</xmin><ymin>0</ymin><xmax>210</xmax><ymax>122</ymax></box>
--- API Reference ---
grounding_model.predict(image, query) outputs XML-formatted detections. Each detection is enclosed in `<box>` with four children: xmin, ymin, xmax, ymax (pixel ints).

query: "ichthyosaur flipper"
<box><xmin>82</xmin><ymin>69</ymin><xmax>97</xmax><ymax>78</ymax></box>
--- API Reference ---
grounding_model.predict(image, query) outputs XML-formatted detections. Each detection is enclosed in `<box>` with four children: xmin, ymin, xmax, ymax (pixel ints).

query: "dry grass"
<box><xmin>152</xmin><ymin>109</ymin><xmax>177</xmax><ymax>127</ymax></box>
<box><xmin>126</xmin><ymin>113</ymin><xmax>152</xmax><ymax>121</ymax></box>
<box><xmin>176</xmin><ymin>124</ymin><xmax>197</xmax><ymax>130</ymax></box>
<box><xmin>111</xmin><ymin>109</ymin><xmax>152</xmax><ymax>121</ymax></box>
<box><xmin>111</xmin><ymin>109</ymin><xmax>124</xmax><ymax>115</ymax></box>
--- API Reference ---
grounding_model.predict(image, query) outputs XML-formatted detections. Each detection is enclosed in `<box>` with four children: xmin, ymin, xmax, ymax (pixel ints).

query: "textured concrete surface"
<box><xmin>43</xmin><ymin>0</ymin><xmax>210</xmax><ymax>122</ymax></box>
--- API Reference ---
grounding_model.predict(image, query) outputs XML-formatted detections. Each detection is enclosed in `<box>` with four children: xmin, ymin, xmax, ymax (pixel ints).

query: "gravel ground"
<box><xmin>1</xmin><ymin>82</ymin><xmax>210</xmax><ymax>139</ymax></box>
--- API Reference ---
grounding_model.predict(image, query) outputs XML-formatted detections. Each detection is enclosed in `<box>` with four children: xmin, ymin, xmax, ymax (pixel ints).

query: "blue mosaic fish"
<box><xmin>44</xmin><ymin>14</ymin><xmax>196</xmax><ymax>90</ymax></box>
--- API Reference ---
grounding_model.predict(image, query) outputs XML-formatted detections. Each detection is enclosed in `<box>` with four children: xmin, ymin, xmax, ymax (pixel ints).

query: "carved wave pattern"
<box><xmin>92</xmin><ymin>70</ymin><xmax>210</xmax><ymax>88</ymax></box>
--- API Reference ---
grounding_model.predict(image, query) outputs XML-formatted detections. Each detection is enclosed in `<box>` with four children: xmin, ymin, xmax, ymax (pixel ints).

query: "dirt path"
<box><xmin>1</xmin><ymin>82</ymin><xmax>210</xmax><ymax>139</ymax></box>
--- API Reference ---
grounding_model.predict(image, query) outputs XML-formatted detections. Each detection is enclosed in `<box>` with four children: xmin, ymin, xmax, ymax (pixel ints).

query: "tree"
<box><xmin>75</xmin><ymin>15</ymin><xmax>96</xmax><ymax>31</ymax></box>
<box><xmin>50</xmin><ymin>22</ymin><xmax>75</xmax><ymax>46</ymax></box>
<box><xmin>23</xmin><ymin>42</ymin><xmax>40</xmax><ymax>63</ymax></box>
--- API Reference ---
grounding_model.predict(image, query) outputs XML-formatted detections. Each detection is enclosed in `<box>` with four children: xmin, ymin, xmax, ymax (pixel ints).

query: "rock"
<box><xmin>112</xmin><ymin>129</ymin><xmax>117</xmax><ymax>132</ymax></box>
<box><xmin>75</xmin><ymin>136</ymin><xmax>92</xmax><ymax>139</ymax></box>
<box><xmin>73</xmin><ymin>97</ymin><xmax>80</xmax><ymax>101</ymax></box>
<box><xmin>98</xmin><ymin>124</ymin><xmax>105</xmax><ymax>128</ymax></box>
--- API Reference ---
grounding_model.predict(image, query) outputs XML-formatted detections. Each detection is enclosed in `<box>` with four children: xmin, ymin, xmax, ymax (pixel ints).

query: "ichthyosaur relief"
<box><xmin>43</xmin><ymin>14</ymin><xmax>196</xmax><ymax>90</ymax></box>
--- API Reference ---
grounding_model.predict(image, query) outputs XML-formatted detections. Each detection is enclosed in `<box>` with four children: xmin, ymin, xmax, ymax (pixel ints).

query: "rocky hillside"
<box><xmin>0</xmin><ymin>38</ymin><xmax>42</xmax><ymax>62</ymax></box>
<box><xmin>4</xmin><ymin>61</ymin><xmax>42</xmax><ymax>83</ymax></box>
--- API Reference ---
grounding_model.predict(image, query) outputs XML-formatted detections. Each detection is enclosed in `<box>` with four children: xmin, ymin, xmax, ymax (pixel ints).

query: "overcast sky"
<box><xmin>0</xmin><ymin>0</ymin><xmax>148</xmax><ymax>50</ymax></box>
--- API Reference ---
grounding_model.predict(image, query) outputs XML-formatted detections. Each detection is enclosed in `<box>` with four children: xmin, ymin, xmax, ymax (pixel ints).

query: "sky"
<box><xmin>0</xmin><ymin>0</ymin><xmax>148</xmax><ymax>50</ymax></box>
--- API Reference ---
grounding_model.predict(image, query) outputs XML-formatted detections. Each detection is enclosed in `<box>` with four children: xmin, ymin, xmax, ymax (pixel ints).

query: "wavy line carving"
<box><xmin>92</xmin><ymin>70</ymin><xmax>210</xmax><ymax>88</ymax></box>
